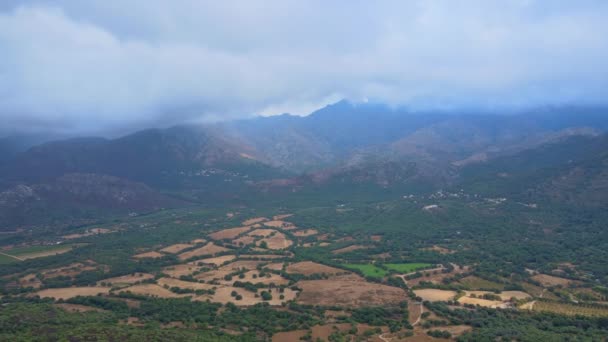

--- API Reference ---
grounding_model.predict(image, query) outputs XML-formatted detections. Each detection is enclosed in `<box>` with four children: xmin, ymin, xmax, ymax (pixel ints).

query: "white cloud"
<box><xmin>0</xmin><ymin>1</ymin><xmax>607</xmax><ymax>135</ymax></box>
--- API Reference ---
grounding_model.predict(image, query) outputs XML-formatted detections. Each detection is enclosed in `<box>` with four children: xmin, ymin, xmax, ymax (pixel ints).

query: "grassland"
<box><xmin>342</xmin><ymin>264</ymin><xmax>388</xmax><ymax>277</ymax></box>
<box><xmin>384</xmin><ymin>263</ymin><xmax>432</xmax><ymax>273</ymax></box>
<box><xmin>2</xmin><ymin>244</ymin><xmax>81</xmax><ymax>261</ymax></box>
<box><xmin>0</xmin><ymin>253</ymin><xmax>20</xmax><ymax>264</ymax></box>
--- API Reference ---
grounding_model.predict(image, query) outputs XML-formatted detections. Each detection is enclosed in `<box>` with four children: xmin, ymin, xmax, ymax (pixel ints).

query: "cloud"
<box><xmin>1</xmin><ymin>1</ymin><xmax>607</xmax><ymax>135</ymax></box>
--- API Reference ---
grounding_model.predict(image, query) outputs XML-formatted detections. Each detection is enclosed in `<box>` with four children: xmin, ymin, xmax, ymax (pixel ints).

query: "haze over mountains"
<box><xmin>1</xmin><ymin>101</ymin><xmax>607</xmax><ymax>229</ymax></box>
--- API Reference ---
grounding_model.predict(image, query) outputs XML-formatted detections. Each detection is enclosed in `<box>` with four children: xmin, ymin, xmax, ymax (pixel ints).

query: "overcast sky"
<box><xmin>1</xmin><ymin>1</ymin><xmax>607</xmax><ymax>136</ymax></box>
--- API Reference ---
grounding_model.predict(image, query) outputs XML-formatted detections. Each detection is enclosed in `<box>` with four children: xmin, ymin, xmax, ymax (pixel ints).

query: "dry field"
<box><xmin>239</xmin><ymin>254</ymin><xmax>287</xmax><ymax>260</ymax></box>
<box><xmin>331</xmin><ymin>245</ymin><xmax>368</xmax><ymax>254</ymax></box>
<box><xmin>442</xmin><ymin>325</ymin><xmax>473</xmax><ymax>337</ymax></box>
<box><xmin>198</xmin><ymin>254</ymin><xmax>236</xmax><ymax>266</ymax></box>
<box><xmin>177</xmin><ymin>242</ymin><xmax>230</xmax><ymax>260</ymax></box>
<box><xmin>117</xmin><ymin>284</ymin><xmax>184</xmax><ymax>298</ymax></box>
<box><xmin>204</xmin><ymin>286</ymin><xmax>297</xmax><ymax>306</ymax></box>
<box><xmin>159</xmin><ymin>243</ymin><xmax>194</xmax><ymax>254</ymax></box>
<box><xmin>194</xmin><ymin>269</ymin><xmax>234</xmax><ymax>283</ymax></box>
<box><xmin>272</xmin><ymin>330</ymin><xmax>307</xmax><ymax>342</ymax></box>
<box><xmin>413</xmin><ymin>289</ymin><xmax>457</xmax><ymax>302</ymax></box>
<box><xmin>161</xmin><ymin>263</ymin><xmax>202</xmax><ymax>278</ymax></box>
<box><xmin>232</xmin><ymin>235</ymin><xmax>256</xmax><ymax>246</ymax></box>
<box><xmin>190</xmin><ymin>238</ymin><xmax>207</xmax><ymax>244</ymax></box>
<box><xmin>272</xmin><ymin>214</ymin><xmax>293</xmax><ymax>220</ymax></box>
<box><xmin>293</xmin><ymin>229</ymin><xmax>318</xmax><ymax>237</ymax></box>
<box><xmin>133</xmin><ymin>251</ymin><xmax>164</xmax><ymax>259</ymax></box>
<box><xmin>36</xmin><ymin>286</ymin><xmax>110</xmax><ymax>300</ymax></box>
<box><xmin>219</xmin><ymin>271</ymin><xmax>289</xmax><ymax>286</ymax></box>
<box><xmin>208</xmin><ymin>226</ymin><xmax>252</xmax><ymax>240</ymax></box>
<box><xmin>458</xmin><ymin>296</ymin><xmax>506</xmax><ymax>308</ymax></box>
<box><xmin>242</xmin><ymin>217</ymin><xmax>268</xmax><ymax>225</ymax></box>
<box><xmin>370</xmin><ymin>235</ymin><xmax>382</xmax><ymax>242</ymax></box>
<box><xmin>405</xmin><ymin>265</ymin><xmax>469</xmax><ymax>287</ymax></box>
<box><xmin>19</xmin><ymin>273</ymin><xmax>42</xmax><ymax>289</ymax></box>
<box><xmin>157</xmin><ymin>277</ymin><xmax>217</xmax><ymax>290</ymax></box>
<box><xmin>42</xmin><ymin>263</ymin><xmax>98</xmax><ymax>279</ymax></box>
<box><xmin>218</xmin><ymin>259</ymin><xmax>266</xmax><ymax>272</ymax></box>
<box><xmin>98</xmin><ymin>273</ymin><xmax>154</xmax><ymax>286</ymax></box>
<box><xmin>498</xmin><ymin>291</ymin><xmax>531</xmax><ymax>300</ymax></box>
<box><xmin>296</xmin><ymin>279</ymin><xmax>406</xmax><ymax>307</ymax></box>
<box><xmin>247</xmin><ymin>228</ymin><xmax>278</xmax><ymax>237</ymax></box>
<box><xmin>257</xmin><ymin>232</ymin><xmax>293</xmax><ymax>250</ymax></box>
<box><xmin>286</xmin><ymin>261</ymin><xmax>348</xmax><ymax>276</ymax></box>
<box><xmin>532</xmin><ymin>274</ymin><xmax>573</xmax><ymax>287</ymax></box>
<box><xmin>262</xmin><ymin>220</ymin><xmax>292</xmax><ymax>228</ymax></box>
<box><xmin>263</xmin><ymin>262</ymin><xmax>285</xmax><ymax>271</ymax></box>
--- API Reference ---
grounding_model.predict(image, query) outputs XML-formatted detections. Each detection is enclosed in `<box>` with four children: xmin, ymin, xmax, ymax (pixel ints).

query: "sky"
<box><xmin>1</xmin><ymin>0</ymin><xmax>608</xmax><ymax>136</ymax></box>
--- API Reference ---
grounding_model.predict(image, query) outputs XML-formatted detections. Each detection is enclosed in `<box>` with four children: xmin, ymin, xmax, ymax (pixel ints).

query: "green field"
<box><xmin>0</xmin><ymin>253</ymin><xmax>20</xmax><ymax>264</ymax></box>
<box><xmin>5</xmin><ymin>244</ymin><xmax>81</xmax><ymax>258</ymax></box>
<box><xmin>343</xmin><ymin>263</ymin><xmax>388</xmax><ymax>277</ymax></box>
<box><xmin>384</xmin><ymin>263</ymin><xmax>432</xmax><ymax>273</ymax></box>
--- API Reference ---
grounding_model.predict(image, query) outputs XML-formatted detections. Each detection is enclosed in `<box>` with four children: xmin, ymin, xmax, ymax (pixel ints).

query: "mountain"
<box><xmin>1</xmin><ymin>102</ymin><xmax>607</xmax><ymax>227</ymax></box>
<box><xmin>0</xmin><ymin>126</ymin><xmax>285</xmax><ymax>190</ymax></box>
<box><xmin>0</xmin><ymin>173</ymin><xmax>182</xmax><ymax>230</ymax></box>
<box><xmin>457</xmin><ymin>134</ymin><xmax>608</xmax><ymax>207</ymax></box>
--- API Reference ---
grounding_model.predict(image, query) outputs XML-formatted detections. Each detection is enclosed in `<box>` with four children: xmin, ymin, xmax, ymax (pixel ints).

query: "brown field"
<box><xmin>257</xmin><ymin>232</ymin><xmax>293</xmax><ymax>250</ymax></box>
<box><xmin>273</xmin><ymin>214</ymin><xmax>293</xmax><ymax>220</ymax></box>
<box><xmin>98</xmin><ymin>273</ymin><xmax>154</xmax><ymax>286</ymax></box>
<box><xmin>262</xmin><ymin>220</ymin><xmax>292</xmax><ymax>228</ymax></box>
<box><xmin>311</xmin><ymin>324</ymin><xmax>353</xmax><ymax>341</ymax></box>
<box><xmin>247</xmin><ymin>228</ymin><xmax>278</xmax><ymax>237</ymax></box>
<box><xmin>208</xmin><ymin>226</ymin><xmax>252</xmax><ymax>240</ymax></box>
<box><xmin>405</xmin><ymin>264</ymin><xmax>469</xmax><ymax>287</ymax></box>
<box><xmin>232</xmin><ymin>235</ymin><xmax>256</xmax><ymax>246</ymax></box>
<box><xmin>499</xmin><ymin>291</ymin><xmax>532</xmax><ymax>301</ymax></box>
<box><xmin>239</xmin><ymin>254</ymin><xmax>287</xmax><ymax>260</ymax></box>
<box><xmin>218</xmin><ymin>259</ymin><xmax>266</xmax><ymax>272</ymax></box>
<box><xmin>36</xmin><ymin>286</ymin><xmax>110</xmax><ymax>300</ymax></box>
<box><xmin>370</xmin><ymin>235</ymin><xmax>382</xmax><ymax>241</ymax></box>
<box><xmin>177</xmin><ymin>242</ymin><xmax>230</xmax><ymax>260</ymax></box>
<box><xmin>194</xmin><ymin>269</ymin><xmax>234</xmax><ymax>283</ymax></box>
<box><xmin>442</xmin><ymin>325</ymin><xmax>473</xmax><ymax>337</ymax></box>
<box><xmin>198</xmin><ymin>254</ymin><xmax>236</xmax><ymax>266</ymax></box>
<box><xmin>55</xmin><ymin>303</ymin><xmax>106</xmax><ymax>313</ymax></box>
<box><xmin>296</xmin><ymin>279</ymin><xmax>406</xmax><ymax>307</ymax></box>
<box><xmin>19</xmin><ymin>273</ymin><xmax>42</xmax><ymax>289</ymax></box>
<box><xmin>293</xmin><ymin>229</ymin><xmax>318</xmax><ymax>237</ymax></box>
<box><xmin>263</xmin><ymin>262</ymin><xmax>285</xmax><ymax>271</ymax></box>
<box><xmin>204</xmin><ymin>286</ymin><xmax>297</xmax><ymax>306</ymax></box>
<box><xmin>133</xmin><ymin>251</ymin><xmax>164</xmax><ymax>259</ymax></box>
<box><xmin>319</xmin><ymin>242</ymin><xmax>331</xmax><ymax>247</ymax></box>
<box><xmin>219</xmin><ymin>270</ymin><xmax>289</xmax><ymax>286</ymax></box>
<box><xmin>159</xmin><ymin>243</ymin><xmax>194</xmax><ymax>254</ymax></box>
<box><xmin>242</xmin><ymin>217</ymin><xmax>268</xmax><ymax>225</ymax></box>
<box><xmin>286</xmin><ymin>261</ymin><xmax>348</xmax><ymax>276</ymax></box>
<box><xmin>190</xmin><ymin>238</ymin><xmax>207</xmax><ymax>244</ymax></box>
<box><xmin>331</xmin><ymin>245</ymin><xmax>368</xmax><ymax>254</ymax></box>
<box><xmin>41</xmin><ymin>263</ymin><xmax>98</xmax><ymax>279</ymax></box>
<box><xmin>117</xmin><ymin>284</ymin><xmax>184</xmax><ymax>298</ymax></box>
<box><xmin>162</xmin><ymin>263</ymin><xmax>202</xmax><ymax>278</ymax></box>
<box><xmin>272</xmin><ymin>330</ymin><xmax>307</xmax><ymax>342</ymax></box>
<box><xmin>414</xmin><ymin>289</ymin><xmax>457</xmax><ymax>302</ymax></box>
<box><xmin>532</xmin><ymin>274</ymin><xmax>573</xmax><ymax>287</ymax></box>
<box><xmin>157</xmin><ymin>277</ymin><xmax>217</xmax><ymax>290</ymax></box>
<box><xmin>458</xmin><ymin>296</ymin><xmax>506</xmax><ymax>308</ymax></box>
